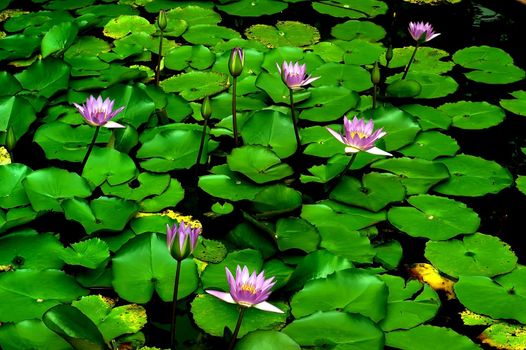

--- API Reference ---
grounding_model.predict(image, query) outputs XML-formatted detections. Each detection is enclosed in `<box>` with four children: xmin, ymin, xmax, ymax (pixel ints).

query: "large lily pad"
<box><xmin>245</xmin><ymin>21</ymin><xmax>319</xmax><ymax>47</ymax></box>
<box><xmin>312</xmin><ymin>0</ymin><xmax>388</xmax><ymax>18</ymax></box>
<box><xmin>438</xmin><ymin>101</ymin><xmax>505</xmax><ymax>130</ymax></box>
<box><xmin>227</xmin><ymin>146</ymin><xmax>294</xmax><ymax>184</ymax></box>
<box><xmin>386</xmin><ymin>325</ymin><xmax>481</xmax><ymax>350</ymax></box>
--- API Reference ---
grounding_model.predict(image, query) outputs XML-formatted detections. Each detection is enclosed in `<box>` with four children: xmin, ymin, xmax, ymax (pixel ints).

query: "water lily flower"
<box><xmin>166</xmin><ymin>220</ymin><xmax>201</xmax><ymax>261</ymax></box>
<box><xmin>228</xmin><ymin>47</ymin><xmax>244</xmax><ymax>77</ymax></box>
<box><xmin>408</xmin><ymin>21</ymin><xmax>440</xmax><ymax>43</ymax></box>
<box><xmin>73</xmin><ymin>95</ymin><xmax>125</xmax><ymax>128</ymax></box>
<box><xmin>277</xmin><ymin>61</ymin><xmax>320</xmax><ymax>90</ymax></box>
<box><xmin>326</xmin><ymin>115</ymin><xmax>392</xmax><ymax>156</ymax></box>
<box><xmin>206</xmin><ymin>265</ymin><xmax>284</xmax><ymax>313</ymax></box>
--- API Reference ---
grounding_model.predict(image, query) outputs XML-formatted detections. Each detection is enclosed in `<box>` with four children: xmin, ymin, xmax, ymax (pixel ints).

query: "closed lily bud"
<box><xmin>371</xmin><ymin>62</ymin><xmax>381</xmax><ymax>85</ymax></box>
<box><xmin>157</xmin><ymin>10</ymin><xmax>167</xmax><ymax>31</ymax></box>
<box><xmin>201</xmin><ymin>96</ymin><xmax>212</xmax><ymax>120</ymax></box>
<box><xmin>228</xmin><ymin>47</ymin><xmax>244</xmax><ymax>77</ymax></box>
<box><xmin>166</xmin><ymin>221</ymin><xmax>201</xmax><ymax>261</ymax></box>
<box><xmin>6</xmin><ymin>126</ymin><xmax>16</xmax><ymax>152</ymax></box>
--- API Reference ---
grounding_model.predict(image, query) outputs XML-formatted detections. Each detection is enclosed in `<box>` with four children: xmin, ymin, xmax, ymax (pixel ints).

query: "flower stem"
<box><xmin>326</xmin><ymin>152</ymin><xmax>358</xmax><ymax>193</ymax></box>
<box><xmin>81</xmin><ymin>126</ymin><xmax>100</xmax><ymax>170</ymax></box>
<box><xmin>170</xmin><ymin>260</ymin><xmax>182</xmax><ymax>350</ymax></box>
<box><xmin>155</xmin><ymin>31</ymin><xmax>164</xmax><ymax>86</ymax></box>
<box><xmin>372</xmin><ymin>84</ymin><xmax>378</xmax><ymax>110</ymax></box>
<box><xmin>227</xmin><ymin>307</ymin><xmax>246</xmax><ymax>350</ymax></box>
<box><xmin>402</xmin><ymin>43</ymin><xmax>419</xmax><ymax>80</ymax></box>
<box><xmin>289</xmin><ymin>89</ymin><xmax>301</xmax><ymax>152</ymax></box>
<box><xmin>194</xmin><ymin>117</ymin><xmax>209</xmax><ymax>178</ymax></box>
<box><xmin>232</xmin><ymin>76</ymin><xmax>239</xmax><ymax>147</ymax></box>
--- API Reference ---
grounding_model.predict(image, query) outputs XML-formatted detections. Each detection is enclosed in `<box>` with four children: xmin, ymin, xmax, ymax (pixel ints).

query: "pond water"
<box><xmin>0</xmin><ymin>0</ymin><xmax>525</xmax><ymax>349</ymax></box>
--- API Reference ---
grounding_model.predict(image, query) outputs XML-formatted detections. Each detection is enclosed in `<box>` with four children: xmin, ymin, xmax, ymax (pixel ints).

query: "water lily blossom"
<box><xmin>166</xmin><ymin>220</ymin><xmax>201</xmax><ymax>261</ymax></box>
<box><xmin>228</xmin><ymin>47</ymin><xmax>244</xmax><ymax>77</ymax></box>
<box><xmin>408</xmin><ymin>21</ymin><xmax>440</xmax><ymax>43</ymax></box>
<box><xmin>206</xmin><ymin>265</ymin><xmax>284</xmax><ymax>313</ymax></box>
<box><xmin>277</xmin><ymin>61</ymin><xmax>320</xmax><ymax>90</ymax></box>
<box><xmin>327</xmin><ymin>115</ymin><xmax>392</xmax><ymax>156</ymax></box>
<box><xmin>74</xmin><ymin>95</ymin><xmax>125</xmax><ymax>128</ymax></box>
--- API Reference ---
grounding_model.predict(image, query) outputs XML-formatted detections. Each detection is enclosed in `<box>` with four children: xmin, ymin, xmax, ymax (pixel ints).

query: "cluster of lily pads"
<box><xmin>1</xmin><ymin>0</ymin><xmax>526</xmax><ymax>349</ymax></box>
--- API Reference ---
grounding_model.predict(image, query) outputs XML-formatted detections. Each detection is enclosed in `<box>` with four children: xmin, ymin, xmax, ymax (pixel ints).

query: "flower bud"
<box><xmin>166</xmin><ymin>221</ymin><xmax>201</xmax><ymax>261</ymax></box>
<box><xmin>228</xmin><ymin>47</ymin><xmax>244</xmax><ymax>77</ymax></box>
<box><xmin>157</xmin><ymin>10</ymin><xmax>167</xmax><ymax>31</ymax></box>
<box><xmin>371</xmin><ymin>62</ymin><xmax>380</xmax><ymax>85</ymax></box>
<box><xmin>201</xmin><ymin>96</ymin><xmax>212</xmax><ymax>120</ymax></box>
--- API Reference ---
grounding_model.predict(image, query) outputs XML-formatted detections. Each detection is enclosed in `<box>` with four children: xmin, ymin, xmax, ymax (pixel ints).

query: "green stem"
<box><xmin>326</xmin><ymin>153</ymin><xmax>357</xmax><ymax>193</ymax></box>
<box><xmin>155</xmin><ymin>31</ymin><xmax>164</xmax><ymax>86</ymax></box>
<box><xmin>227</xmin><ymin>308</ymin><xmax>246</xmax><ymax>350</ymax></box>
<box><xmin>194</xmin><ymin>118</ymin><xmax>209</xmax><ymax>177</ymax></box>
<box><xmin>170</xmin><ymin>260</ymin><xmax>182</xmax><ymax>350</ymax></box>
<box><xmin>372</xmin><ymin>84</ymin><xmax>377</xmax><ymax>110</ymax></box>
<box><xmin>402</xmin><ymin>43</ymin><xmax>419</xmax><ymax>80</ymax></box>
<box><xmin>232</xmin><ymin>77</ymin><xmax>239</xmax><ymax>146</ymax></box>
<box><xmin>289</xmin><ymin>89</ymin><xmax>301</xmax><ymax>152</ymax></box>
<box><xmin>81</xmin><ymin>126</ymin><xmax>100</xmax><ymax>170</ymax></box>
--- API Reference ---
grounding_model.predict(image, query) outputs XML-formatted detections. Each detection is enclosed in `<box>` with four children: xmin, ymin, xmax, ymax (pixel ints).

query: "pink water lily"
<box><xmin>206</xmin><ymin>265</ymin><xmax>283</xmax><ymax>313</ymax></box>
<box><xmin>327</xmin><ymin>115</ymin><xmax>392</xmax><ymax>156</ymax></box>
<box><xmin>408</xmin><ymin>21</ymin><xmax>440</xmax><ymax>43</ymax></box>
<box><xmin>277</xmin><ymin>61</ymin><xmax>320</xmax><ymax>90</ymax></box>
<box><xmin>73</xmin><ymin>95</ymin><xmax>125</xmax><ymax>128</ymax></box>
<box><xmin>166</xmin><ymin>220</ymin><xmax>201</xmax><ymax>261</ymax></box>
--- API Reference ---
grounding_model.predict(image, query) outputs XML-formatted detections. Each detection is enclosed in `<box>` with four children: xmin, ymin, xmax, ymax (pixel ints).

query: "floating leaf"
<box><xmin>312</xmin><ymin>0</ymin><xmax>388</xmax><ymax>18</ymax></box>
<box><xmin>331</xmin><ymin>20</ymin><xmax>385</xmax><ymax>41</ymax></box>
<box><xmin>500</xmin><ymin>90</ymin><xmax>526</xmax><ymax>117</ymax></box>
<box><xmin>0</xmin><ymin>163</ymin><xmax>32</xmax><ymax>209</ymax></box>
<box><xmin>218</xmin><ymin>0</ymin><xmax>288</xmax><ymax>16</ymax></box>
<box><xmin>182</xmin><ymin>24</ymin><xmax>240</xmax><ymax>46</ymax></box>
<box><xmin>15</xmin><ymin>58</ymin><xmax>70</xmax><ymax>98</ymax></box>
<box><xmin>386</xmin><ymin>325</ymin><xmax>481</xmax><ymax>350</ymax></box>
<box><xmin>245</xmin><ymin>21</ymin><xmax>319</xmax><ymax>48</ymax></box>
<box><xmin>275</xmin><ymin>218</ymin><xmax>319</xmax><ymax>253</ymax></box>
<box><xmin>198</xmin><ymin>165</ymin><xmax>263</xmax><ymax>201</ymax></box>
<box><xmin>386</xmin><ymin>72</ymin><xmax>458</xmax><ymax>99</ymax></box>
<box><xmin>399</xmin><ymin>131</ymin><xmax>459</xmax><ymax>160</ymax></box>
<box><xmin>236</xmin><ymin>330</ymin><xmax>300</xmax><ymax>350</ymax></box>
<box><xmin>103</xmin><ymin>15</ymin><xmax>155</xmax><ymax>39</ymax></box>
<box><xmin>311</xmin><ymin>62</ymin><xmax>372</xmax><ymax>92</ymax></box>
<box><xmin>438</xmin><ymin>101</ymin><xmax>505</xmax><ymax>130</ymax></box>
<box><xmin>82</xmin><ymin>147</ymin><xmax>137</xmax><ymax>187</ymax></box>
<box><xmin>0</xmin><ymin>319</ymin><xmax>71</xmax><ymax>350</ymax></box>
<box><xmin>388</xmin><ymin>194</ymin><xmax>480</xmax><ymax>240</ymax></box>
<box><xmin>41</xmin><ymin>21</ymin><xmax>78</xmax><ymax>58</ymax></box>
<box><xmin>61</xmin><ymin>238</ymin><xmax>110</xmax><ymax>269</ymax></box>
<box><xmin>227</xmin><ymin>146</ymin><xmax>293</xmax><ymax>184</ymax></box>
<box><xmin>160</xmin><ymin>71</ymin><xmax>228</xmax><ymax>101</ymax></box>
<box><xmin>381</xmin><ymin>47</ymin><xmax>454</xmax><ymax>75</ymax></box>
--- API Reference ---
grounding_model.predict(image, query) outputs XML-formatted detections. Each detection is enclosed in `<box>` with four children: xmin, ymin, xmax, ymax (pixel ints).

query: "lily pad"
<box><xmin>400</xmin><ymin>104</ymin><xmax>452</xmax><ymax>130</ymax></box>
<box><xmin>381</xmin><ymin>47</ymin><xmax>454</xmax><ymax>75</ymax></box>
<box><xmin>386</xmin><ymin>325</ymin><xmax>481</xmax><ymax>350</ymax></box>
<box><xmin>82</xmin><ymin>147</ymin><xmax>137</xmax><ymax>186</ymax></box>
<box><xmin>245</xmin><ymin>21</ymin><xmax>319</xmax><ymax>48</ymax></box>
<box><xmin>198</xmin><ymin>165</ymin><xmax>263</xmax><ymax>201</ymax></box>
<box><xmin>331</xmin><ymin>20</ymin><xmax>385</xmax><ymax>41</ymax></box>
<box><xmin>433</xmin><ymin>154</ymin><xmax>513</xmax><ymax>197</ymax></box>
<box><xmin>15</xmin><ymin>58</ymin><xmax>70</xmax><ymax>98</ymax></box>
<box><xmin>236</xmin><ymin>330</ymin><xmax>300</xmax><ymax>350</ymax></box>
<box><xmin>438</xmin><ymin>101</ymin><xmax>505</xmax><ymax>130</ymax></box>
<box><xmin>399</xmin><ymin>131</ymin><xmax>459</xmax><ymax>160</ymax></box>
<box><xmin>312</xmin><ymin>0</ymin><xmax>388</xmax><ymax>18</ymax></box>
<box><xmin>160</xmin><ymin>71</ymin><xmax>228</xmax><ymax>101</ymax></box>
<box><xmin>298</xmin><ymin>86</ymin><xmax>359</xmax><ymax>122</ymax></box>
<box><xmin>311</xmin><ymin>62</ymin><xmax>372</xmax><ymax>92</ymax></box>
<box><xmin>388</xmin><ymin>194</ymin><xmax>480</xmax><ymax>240</ymax></box>
<box><xmin>499</xmin><ymin>90</ymin><xmax>526</xmax><ymax>117</ymax></box>
<box><xmin>227</xmin><ymin>146</ymin><xmax>294</xmax><ymax>184</ymax></box>
<box><xmin>0</xmin><ymin>163</ymin><xmax>32</xmax><ymax>209</ymax></box>
<box><xmin>425</xmin><ymin>233</ymin><xmax>517</xmax><ymax>278</ymax></box>
<box><xmin>386</xmin><ymin>72</ymin><xmax>458</xmax><ymax>99</ymax></box>
<box><xmin>218</xmin><ymin>0</ymin><xmax>288</xmax><ymax>16</ymax></box>
<box><xmin>182</xmin><ymin>24</ymin><xmax>240</xmax><ymax>46</ymax></box>
<box><xmin>61</xmin><ymin>238</ymin><xmax>110</xmax><ymax>269</ymax></box>
<box><xmin>275</xmin><ymin>218</ymin><xmax>319</xmax><ymax>253</ymax></box>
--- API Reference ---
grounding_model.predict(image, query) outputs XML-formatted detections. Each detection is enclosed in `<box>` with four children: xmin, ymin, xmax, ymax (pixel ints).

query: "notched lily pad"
<box><xmin>245</xmin><ymin>21</ymin><xmax>320</xmax><ymax>48</ymax></box>
<box><xmin>160</xmin><ymin>71</ymin><xmax>228</xmax><ymax>101</ymax></box>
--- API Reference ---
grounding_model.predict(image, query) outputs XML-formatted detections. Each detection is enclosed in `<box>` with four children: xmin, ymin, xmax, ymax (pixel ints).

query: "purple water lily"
<box><xmin>228</xmin><ymin>47</ymin><xmax>244</xmax><ymax>77</ymax></box>
<box><xmin>408</xmin><ymin>21</ymin><xmax>440</xmax><ymax>43</ymax></box>
<box><xmin>327</xmin><ymin>115</ymin><xmax>392</xmax><ymax>156</ymax></box>
<box><xmin>166</xmin><ymin>220</ymin><xmax>201</xmax><ymax>261</ymax></box>
<box><xmin>74</xmin><ymin>95</ymin><xmax>125</xmax><ymax>128</ymax></box>
<box><xmin>277</xmin><ymin>61</ymin><xmax>320</xmax><ymax>90</ymax></box>
<box><xmin>206</xmin><ymin>265</ymin><xmax>283</xmax><ymax>313</ymax></box>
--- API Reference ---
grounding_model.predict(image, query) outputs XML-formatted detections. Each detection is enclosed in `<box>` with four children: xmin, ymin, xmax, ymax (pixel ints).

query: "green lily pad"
<box><xmin>478</xmin><ymin>322</ymin><xmax>526</xmax><ymax>349</ymax></box>
<box><xmin>386</xmin><ymin>325</ymin><xmax>481</xmax><ymax>350</ymax></box>
<box><xmin>241</xmin><ymin>109</ymin><xmax>297</xmax><ymax>158</ymax></box>
<box><xmin>331</xmin><ymin>20</ymin><xmax>385</xmax><ymax>41</ymax></box>
<box><xmin>72</xmin><ymin>295</ymin><xmax>147</xmax><ymax>341</ymax></box>
<box><xmin>236</xmin><ymin>330</ymin><xmax>300</xmax><ymax>350</ymax></box>
<box><xmin>0</xmin><ymin>269</ymin><xmax>87</xmax><ymax>323</ymax></box>
<box><xmin>283</xmin><ymin>311</ymin><xmax>384</xmax><ymax>348</ymax></box>
<box><xmin>0</xmin><ymin>163</ymin><xmax>32</xmax><ymax>209</ymax></box>
<box><xmin>312</xmin><ymin>0</ymin><xmax>388</xmax><ymax>18</ymax></box>
<box><xmin>311</xmin><ymin>62</ymin><xmax>372</xmax><ymax>92</ymax></box>
<box><xmin>23</xmin><ymin>168</ymin><xmax>92</xmax><ymax>212</ymax></box>
<box><xmin>298</xmin><ymin>86</ymin><xmax>359</xmax><ymax>122</ymax></box>
<box><xmin>245</xmin><ymin>21</ymin><xmax>319</xmax><ymax>48</ymax></box>
<box><xmin>291</xmin><ymin>269</ymin><xmax>387</xmax><ymax>322</ymax></box>
<box><xmin>62</xmin><ymin>197</ymin><xmax>138</xmax><ymax>234</ymax></box>
<box><xmin>399</xmin><ymin>131</ymin><xmax>459</xmax><ymax>160</ymax></box>
<box><xmin>438</xmin><ymin>101</ymin><xmax>505</xmax><ymax>130</ymax></box>
<box><xmin>517</xmin><ymin>176</ymin><xmax>526</xmax><ymax>196</ymax></box>
<box><xmin>275</xmin><ymin>217</ymin><xmax>319</xmax><ymax>253</ymax></box>
<box><xmin>386</xmin><ymin>79</ymin><xmax>422</xmax><ymax>98</ymax></box>
<box><xmin>82</xmin><ymin>147</ymin><xmax>137</xmax><ymax>186</ymax></box>
<box><xmin>454</xmin><ymin>266</ymin><xmax>526</xmax><ymax>324</ymax></box>
<box><xmin>371</xmin><ymin>157</ymin><xmax>450</xmax><ymax>194</ymax></box>
<box><xmin>302</xmin><ymin>202</ymin><xmax>386</xmax><ymax>232</ymax></box>
<box><xmin>300</xmin><ymin>154</ymin><xmax>349</xmax><ymax>184</ymax></box>
<box><xmin>500</xmin><ymin>90</ymin><xmax>526</xmax><ymax>117</ymax></box>
<box><xmin>330</xmin><ymin>173</ymin><xmax>405</xmax><ymax>212</ymax></box>
<box><xmin>374</xmin><ymin>240</ymin><xmax>403</xmax><ymax>270</ymax></box>
<box><xmin>388</xmin><ymin>194</ymin><xmax>480</xmax><ymax>240</ymax></box>
<box><xmin>104</xmin><ymin>84</ymin><xmax>155</xmax><ymax>128</ymax></box>
<box><xmin>61</xmin><ymin>238</ymin><xmax>110</xmax><ymax>269</ymax></box>
<box><xmin>164</xmin><ymin>45</ymin><xmax>215</xmax><ymax>71</ymax></box>
<box><xmin>112</xmin><ymin>233</ymin><xmax>199</xmax><ymax>303</ymax></box>
<box><xmin>453</xmin><ymin>45</ymin><xmax>525</xmax><ymax>84</ymax></box>
<box><xmin>192</xmin><ymin>294</ymin><xmax>287</xmax><ymax>337</ymax></box>
<box><xmin>253</xmin><ymin>185</ymin><xmax>302</xmax><ymax>215</ymax></box>
<box><xmin>0</xmin><ymin>319</ymin><xmax>71</xmax><ymax>350</ymax></box>
<box><xmin>386</xmin><ymin>72</ymin><xmax>458</xmax><ymax>99</ymax></box>
<box><xmin>101</xmin><ymin>172</ymin><xmax>170</xmax><ymax>201</ymax></box>
<box><xmin>0</xmin><ymin>229</ymin><xmax>64</xmax><ymax>270</ymax></box>
<box><xmin>0</xmin><ymin>96</ymin><xmax>37</xmax><ymax>144</ymax></box>
<box><xmin>199</xmin><ymin>165</ymin><xmax>263</xmax><ymax>201</ymax></box>
<box><xmin>227</xmin><ymin>146</ymin><xmax>294</xmax><ymax>184</ymax></box>
<box><xmin>64</xmin><ymin>36</ymin><xmax>111</xmax><ymax>73</ymax></box>
<box><xmin>381</xmin><ymin>47</ymin><xmax>454</xmax><ymax>75</ymax></box>
<box><xmin>434</xmin><ymin>154</ymin><xmax>513</xmax><ymax>196</ymax></box>
<box><xmin>379</xmin><ymin>276</ymin><xmax>440</xmax><ymax>331</ymax></box>
<box><xmin>160</xmin><ymin>71</ymin><xmax>228</xmax><ymax>101</ymax></box>
<box><xmin>0</xmin><ymin>207</ymin><xmax>38</xmax><ymax>234</ymax></box>
<box><xmin>211</xmin><ymin>202</ymin><xmax>234</xmax><ymax>215</ymax></box>
<box><xmin>41</xmin><ymin>21</ymin><xmax>78</xmax><ymax>58</ymax></box>
<box><xmin>255</xmin><ymin>72</ymin><xmax>311</xmax><ymax>105</ymax></box>
<box><xmin>0</xmin><ymin>72</ymin><xmax>22</xmax><ymax>96</ymax></box>
<box><xmin>319</xmin><ymin>224</ymin><xmax>375</xmax><ymax>264</ymax></box>
<box><xmin>334</xmin><ymin>39</ymin><xmax>386</xmax><ymax>66</ymax></box>
<box><xmin>193</xmin><ymin>238</ymin><xmax>228</xmax><ymax>264</ymax></box>
<box><xmin>311</xmin><ymin>42</ymin><xmax>344</xmax><ymax>63</ymax></box>
<box><xmin>425</xmin><ymin>233</ymin><xmax>517</xmax><ymax>278</ymax></box>
<box><xmin>227</xmin><ymin>223</ymin><xmax>277</xmax><ymax>260</ymax></box>
<box><xmin>182</xmin><ymin>24</ymin><xmax>240</xmax><ymax>46</ymax></box>
<box><xmin>401</xmin><ymin>104</ymin><xmax>452</xmax><ymax>130</ymax></box>
<box><xmin>103</xmin><ymin>15</ymin><xmax>155</xmax><ymax>39</ymax></box>
<box><xmin>218</xmin><ymin>0</ymin><xmax>288</xmax><ymax>16</ymax></box>
<box><xmin>15</xmin><ymin>58</ymin><xmax>70</xmax><ymax>98</ymax></box>
<box><xmin>164</xmin><ymin>6</ymin><xmax>221</xmax><ymax>26</ymax></box>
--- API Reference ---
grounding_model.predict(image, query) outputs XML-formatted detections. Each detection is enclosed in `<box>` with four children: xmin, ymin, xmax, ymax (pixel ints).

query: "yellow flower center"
<box><xmin>350</xmin><ymin>131</ymin><xmax>367</xmax><ymax>139</ymax></box>
<box><xmin>240</xmin><ymin>283</ymin><xmax>257</xmax><ymax>294</ymax></box>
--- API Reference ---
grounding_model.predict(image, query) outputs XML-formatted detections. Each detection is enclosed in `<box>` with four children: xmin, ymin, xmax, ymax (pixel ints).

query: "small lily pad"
<box><xmin>227</xmin><ymin>146</ymin><xmax>294</xmax><ymax>184</ymax></box>
<box><xmin>311</xmin><ymin>62</ymin><xmax>372</xmax><ymax>92</ymax></box>
<box><xmin>218</xmin><ymin>0</ymin><xmax>288</xmax><ymax>16</ymax></box>
<box><xmin>500</xmin><ymin>90</ymin><xmax>526</xmax><ymax>117</ymax></box>
<box><xmin>245</xmin><ymin>21</ymin><xmax>319</xmax><ymax>48</ymax></box>
<box><xmin>61</xmin><ymin>238</ymin><xmax>110</xmax><ymax>269</ymax></box>
<box><xmin>160</xmin><ymin>71</ymin><xmax>228</xmax><ymax>101</ymax></box>
<box><xmin>312</xmin><ymin>0</ymin><xmax>388</xmax><ymax>18</ymax></box>
<box><xmin>275</xmin><ymin>217</ymin><xmax>319</xmax><ymax>253</ymax></box>
<box><xmin>331</xmin><ymin>20</ymin><xmax>385</xmax><ymax>41</ymax></box>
